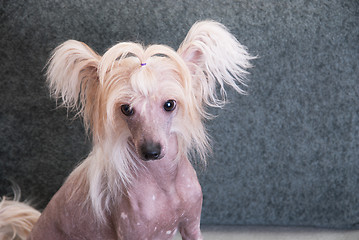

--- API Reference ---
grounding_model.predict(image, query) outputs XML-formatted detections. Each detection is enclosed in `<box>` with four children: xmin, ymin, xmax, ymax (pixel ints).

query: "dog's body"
<box><xmin>29</xmin><ymin>146</ymin><xmax>202</xmax><ymax>239</ymax></box>
<box><xmin>0</xmin><ymin>20</ymin><xmax>253</xmax><ymax>240</ymax></box>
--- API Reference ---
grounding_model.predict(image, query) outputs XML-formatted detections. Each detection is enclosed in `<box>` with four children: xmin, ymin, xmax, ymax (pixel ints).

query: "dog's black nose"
<box><xmin>140</xmin><ymin>142</ymin><xmax>162</xmax><ymax>161</ymax></box>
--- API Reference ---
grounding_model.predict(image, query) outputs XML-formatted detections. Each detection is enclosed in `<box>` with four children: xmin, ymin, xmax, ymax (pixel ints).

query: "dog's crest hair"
<box><xmin>46</xmin><ymin>20</ymin><xmax>254</xmax><ymax>222</ymax></box>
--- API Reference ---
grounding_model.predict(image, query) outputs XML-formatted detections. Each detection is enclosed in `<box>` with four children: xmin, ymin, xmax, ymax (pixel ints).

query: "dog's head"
<box><xmin>101</xmin><ymin>48</ymin><xmax>190</xmax><ymax>162</ymax></box>
<box><xmin>46</xmin><ymin>20</ymin><xmax>254</xmax><ymax>164</ymax></box>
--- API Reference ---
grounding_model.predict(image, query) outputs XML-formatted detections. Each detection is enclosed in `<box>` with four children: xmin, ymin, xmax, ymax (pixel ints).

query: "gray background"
<box><xmin>1</xmin><ymin>0</ymin><xmax>358</xmax><ymax>229</ymax></box>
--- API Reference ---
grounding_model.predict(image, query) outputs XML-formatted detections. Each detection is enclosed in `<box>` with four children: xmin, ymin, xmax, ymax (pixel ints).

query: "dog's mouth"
<box><xmin>128</xmin><ymin>138</ymin><xmax>164</xmax><ymax>161</ymax></box>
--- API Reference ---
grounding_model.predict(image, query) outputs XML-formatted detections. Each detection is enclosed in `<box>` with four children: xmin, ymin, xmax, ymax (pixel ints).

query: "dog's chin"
<box><xmin>140</xmin><ymin>154</ymin><xmax>165</xmax><ymax>162</ymax></box>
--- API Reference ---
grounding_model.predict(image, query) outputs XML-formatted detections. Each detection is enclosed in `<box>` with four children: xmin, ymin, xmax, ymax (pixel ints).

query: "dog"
<box><xmin>0</xmin><ymin>20</ymin><xmax>253</xmax><ymax>240</ymax></box>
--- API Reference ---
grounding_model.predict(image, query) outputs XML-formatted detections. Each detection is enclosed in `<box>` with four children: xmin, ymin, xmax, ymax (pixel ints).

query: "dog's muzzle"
<box><xmin>140</xmin><ymin>141</ymin><xmax>162</xmax><ymax>161</ymax></box>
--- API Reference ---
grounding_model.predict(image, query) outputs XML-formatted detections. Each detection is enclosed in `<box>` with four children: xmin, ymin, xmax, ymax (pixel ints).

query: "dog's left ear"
<box><xmin>177</xmin><ymin>20</ymin><xmax>255</xmax><ymax>107</ymax></box>
<box><xmin>46</xmin><ymin>40</ymin><xmax>101</xmax><ymax>135</ymax></box>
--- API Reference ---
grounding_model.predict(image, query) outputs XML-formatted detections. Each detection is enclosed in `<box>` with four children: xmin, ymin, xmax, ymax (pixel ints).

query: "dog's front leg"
<box><xmin>179</xmin><ymin>218</ymin><xmax>203</xmax><ymax>240</ymax></box>
<box><xmin>178</xmin><ymin>203</ymin><xmax>203</xmax><ymax>240</ymax></box>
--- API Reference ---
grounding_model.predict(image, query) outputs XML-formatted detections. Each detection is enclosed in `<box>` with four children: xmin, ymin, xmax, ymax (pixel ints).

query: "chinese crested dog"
<box><xmin>0</xmin><ymin>20</ymin><xmax>254</xmax><ymax>240</ymax></box>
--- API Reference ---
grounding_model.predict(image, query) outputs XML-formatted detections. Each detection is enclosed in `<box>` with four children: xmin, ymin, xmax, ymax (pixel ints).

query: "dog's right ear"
<box><xmin>46</xmin><ymin>40</ymin><xmax>100</xmax><ymax>124</ymax></box>
<box><xmin>177</xmin><ymin>21</ymin><xmax>254</xmax><ymax>108</ymax></box>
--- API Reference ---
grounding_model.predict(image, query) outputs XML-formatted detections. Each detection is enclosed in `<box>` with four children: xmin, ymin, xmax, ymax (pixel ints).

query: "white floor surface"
<box><xmin>174</xmin><ymin>225</ymin><xmax>359</xmax><ymax>240</ymax></box>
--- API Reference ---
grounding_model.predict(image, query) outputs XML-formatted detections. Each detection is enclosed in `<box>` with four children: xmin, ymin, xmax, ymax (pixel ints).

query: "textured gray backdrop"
<box><xmin>1</xmin><ymin>0</ymin><xmax>359</xmax><ymax>229</ymax></box>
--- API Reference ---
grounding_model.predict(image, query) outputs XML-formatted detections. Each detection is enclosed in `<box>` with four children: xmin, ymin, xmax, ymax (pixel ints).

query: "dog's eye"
<box><xmin>121</xmin><ymin>104</ymin><xmax>134</xmax><ymax>116</ymax></box>
<box><xmin>163</xmin><ymin>100</ymin><xmax>176</xmax><ymax>112</ymax></box>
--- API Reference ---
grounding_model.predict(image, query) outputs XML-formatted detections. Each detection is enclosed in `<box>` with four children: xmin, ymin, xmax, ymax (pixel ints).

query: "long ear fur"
<box><xmin>178</xmin><ymin>20</ymin><xmax>255</xmax><ymax>108</ymax></box>
<box><xmin>46</xmin><ymin>40</ymin><xmax>101</xmax><ymax>134</ymax></box>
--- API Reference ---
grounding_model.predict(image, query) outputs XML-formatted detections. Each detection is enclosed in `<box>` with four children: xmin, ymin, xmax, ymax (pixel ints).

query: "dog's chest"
<box><xmin>114</xmin><ymin>172</ymin><xmax>202</xmax><ymax>239</ymax></box>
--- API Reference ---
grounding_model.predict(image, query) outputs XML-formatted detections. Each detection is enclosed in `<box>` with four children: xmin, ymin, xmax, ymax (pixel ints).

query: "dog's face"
<box><xmin>118</xmin><ymin>69</ymin><xmax>180</xmax><ymax>161</ymax></box>
<box><xmin>120</xmin><ymin>96</ymin><xmax>176</xmax><ymax>161</ymax></box>
<box><xmin>103</xmin><ymin>57</ymin><xmax>187</xmax><ymax>161</ymax></box>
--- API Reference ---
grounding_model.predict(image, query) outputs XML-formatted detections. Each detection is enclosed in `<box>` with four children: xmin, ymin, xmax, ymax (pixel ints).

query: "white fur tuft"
<box><xmin>46</xmin><ymin>40</ymin><xmax>100</xmax><ymax>110</ymax></box>
<box><xmin>178</xmin><ymin>20</ymin><xmax>255</xmax><ymax>108</ymax></box>
<box><xmin>0</xmin><ymin>193</ymin><xmax>40</xmax><ymax>240</ymax></box>
<box><xmin>46</xmin><ymin>40</ymin><xmax>101</xmax><ymax>137</ymax></box>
